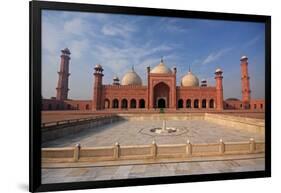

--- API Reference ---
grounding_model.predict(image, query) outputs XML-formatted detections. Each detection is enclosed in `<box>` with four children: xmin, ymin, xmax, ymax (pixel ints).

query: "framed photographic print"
<box><xmin>30</xmin><ymin>0</ymin><xmax>271</xmax><ymax>192</ymax></box>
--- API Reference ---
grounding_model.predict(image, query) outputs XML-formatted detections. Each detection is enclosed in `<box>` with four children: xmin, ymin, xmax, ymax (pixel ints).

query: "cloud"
<box><xmin>101</xmin><ymin>23</ymin><xmax>136</xmax><ymax>38</ymax></box>
<box><xmin>64</xmin><ymin>18</ymin><xmax>82</xmax><ymax>33</ymax></box>
<box><xmin>91</xmin><ymin>42</ymin><xmax>176</xmax><ymax>80</ymax></box>
<box><xmin>42</xmin><ymin>18</ymin><xmax>62</xmax><ymax>55</ymax></box>
<box><xmin>160</xmin><ymin>18</ymin><xmax>189</xmax><ymax>33</ymax></box>
<box><xmin>69</xmin><ymin>39</ymin><xmax>89</xmax><ymax>59</ymax></box>
<box><xmin>202</xmin><ymin>47</ymin><xmax>232</xmax><ymax>65</ymax></box>
<box><xmin>243</xmin><ymin>34</ymin><xmax>262</xmax><ymax>48</ymax></box>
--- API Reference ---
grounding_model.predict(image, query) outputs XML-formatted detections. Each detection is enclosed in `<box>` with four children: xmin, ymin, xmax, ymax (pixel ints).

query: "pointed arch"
<box><xmin>112</xmin><ymin>99</ymin><xmax>119</xmax><ymax>108</ymax></box>
<box><xmin>178</xmin><ymin>99</ymin><xmax>183</xmax><ymax>108</ymax></box>
<box><xmin>130</xmin><ymin>99</ymin><xmax>136</xmax><ymax>108</ymax></box>
<box><xmin>139</xmin><ymin>99</ymin><xmax>145</xmax><ymax>108</ymax></box>
<box><xmin>121</xmin><ymin>99</ymin><xmax>128</xmax><ymax>109</ymax></box>
<box><xmin>186</xmin><ymin>99</ymin><xmax>191</xmax><ymax>108</ymax></box>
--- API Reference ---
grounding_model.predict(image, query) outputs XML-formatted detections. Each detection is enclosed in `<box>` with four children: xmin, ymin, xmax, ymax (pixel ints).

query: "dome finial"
<box><xmin>132</xmin><ymin>65</ymin><xmax>135</xmax><ymax>72</ymax></box>
<box><xmin>189</xmin><ymin>64</ymin><xmax>191</xmax><ymax>72</ymax></box>
<box><xmin>160</xmin><ymin>56</ymin><xmax>164</xmax><ymax>63</ymax></box>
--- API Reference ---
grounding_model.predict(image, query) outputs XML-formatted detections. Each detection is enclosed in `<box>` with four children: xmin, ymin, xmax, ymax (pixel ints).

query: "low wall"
<box><xmin>204</xmin><ymin>113</ymin><xmax>264</xmax><ymax>134</ymax></box>
<box><xmin>42</xmin><ymin>139</ymin><xmax>265</xmax><ymax>163</ymax></box>
<box><xmin>119</xmin><ymin>113</ymin><xmax>205</xmax><ymax>121</ymax></box>
<box><xmin>42</xmin><ymin>115</ymin><xmax>123</xmax><ymax>143</ymax></box>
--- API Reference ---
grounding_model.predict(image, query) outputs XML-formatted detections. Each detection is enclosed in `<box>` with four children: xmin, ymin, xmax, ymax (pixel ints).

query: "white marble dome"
<box><xmin>181</xmin><ymin>71</ymin><xmax>199</xmax><ymax>87</ymax></box>
<box><xmin>150</xmin><ymin>60</ymin><xmax>172</xmax><ymax>74</ymax></box>
<box><xmin>121</xmin><ymin>68</ymin><xmax>142</xmax><ymax>85</ymax></box>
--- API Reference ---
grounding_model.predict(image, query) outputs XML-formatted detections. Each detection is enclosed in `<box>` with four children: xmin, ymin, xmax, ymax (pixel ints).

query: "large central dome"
<box><xmin>150</xmin><ymin>59</ymin><xmax>172</xmax><ymax>74</ymax></box>
<box><xmin>121</xmin><ymin>67</ymin><xmax>142</xmax><ymax>85</ymax></box>
<box><xmin>181</xmin><ymin>71</ymin><xmax>199</xmax><ymax>87</ymax></box>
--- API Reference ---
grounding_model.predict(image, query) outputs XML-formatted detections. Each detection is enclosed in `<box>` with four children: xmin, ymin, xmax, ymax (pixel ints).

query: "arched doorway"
<box><xmin>209</xmin><ymin>99</ymin><xmax>214</xmax><ymax>108</ymax></box>
<box><xmin>202</xmin><ymin>99</ymin><xmax>206</xmax><ymax>108</ymax></box>
<box><xmin>139</xmin><ymin>99</ymin><xmax>145</xmax><ymax>108</ymax></box>
<box><xmin>158</xmin><ymin>98</ymin><xmax>166</xmax><ymax>108</ymax></box>
<box><xmin>130</xmin><ymin>99</ymin><xmax>136</xmax><ymax>108</ymax></box>
<box><xmin>186</xmin><ymin>99</ymin><xmax>191</xmax><ymax>108</ymax></box>
<box><xmin>112</xmin><ymin>99</ymin><xmax>118</xmax><ymax>108</ymax></box>
<box><xmin>194</xmin><ymin>99</ymin><xmax>199</xmax><ymax>108</ymax></box>
<box><xmin>121</xmin><ymin>99</ymin><xmax>128</xmax><ymax>109</ymax></box>
<box><xmin>104</xmin><ymin>99</ymin><xmax>110</xmax><ymax>109</ymax></box>
<box><xmin>153</xmin><ymin>82</ymin><xmax>170</xmax><ymax>108</ymax></box>
<box><xmin>178</xmin><ymin>99</ymin><xmax>183</xmax><ymax>108</ymax></box>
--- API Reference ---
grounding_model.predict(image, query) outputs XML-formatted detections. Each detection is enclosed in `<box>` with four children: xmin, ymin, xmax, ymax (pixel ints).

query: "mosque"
<box><xmin>42</xmin><ymin>48</ymin><xmax>264</xmax><ymax>111</ymax></box>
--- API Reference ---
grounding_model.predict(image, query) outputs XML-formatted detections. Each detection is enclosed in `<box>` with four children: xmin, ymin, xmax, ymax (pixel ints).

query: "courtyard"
<box><xmin>42</xmin><ymin>119</ymin><xmax>264</xmax><ymax>148</ymax></box>
<box><xmin>41</xmin><ymin>113</ymin><xmax>265</xmax><ymax>184</ymax></box>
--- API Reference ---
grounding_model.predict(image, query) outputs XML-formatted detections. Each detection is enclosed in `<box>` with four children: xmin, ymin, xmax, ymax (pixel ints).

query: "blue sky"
<box><xmin>42</xmin><ymin>10</ymin><xmax>265</xmax><ymax>100</ymax></box>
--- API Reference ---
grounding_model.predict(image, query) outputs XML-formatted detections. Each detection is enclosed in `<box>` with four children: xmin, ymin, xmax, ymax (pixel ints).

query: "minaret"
<box><xmin>92</xmin><ymin>64</ymin><xmax>104</xmax><ymax>110</ymax></box>
<box><xmin>215</xmin><ymin>68</ymin><xmax>224</xmax><ymax>110</ymax></box>
<box><xmin>240</xmin><ymin>56</ymin><xmax>251</xmax><ymax>109</ymax></box>
<box><xmin>56</xmin><ymin>48</ymin><xmax>71</xmax><ymax>100</ymax></box>
<box><xmin>147</xmin><ymin>66</ymin><xmax>151</xmax><ymax>109</ymax></box>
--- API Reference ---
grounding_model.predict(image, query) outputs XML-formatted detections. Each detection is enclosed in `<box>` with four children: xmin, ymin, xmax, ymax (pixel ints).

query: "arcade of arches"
<box><xmin>101</xmin><ymin>81</ymin><xmax>216</xmax><ymax>110</ymax></box>
<box><xmin>103</xmin><ymin>98</ymin><xmax>215</xmax><ymax>109</ymax></box>
<box><xmin>104</xmin><ymin>98</ymin><xmax>146</xmax><ymax>109</ymax></box>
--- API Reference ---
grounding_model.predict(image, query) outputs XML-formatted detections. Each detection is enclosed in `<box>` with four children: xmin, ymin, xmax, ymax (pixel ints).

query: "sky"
<box><xmin>42</xmin><ymin>10</ymin><xmax>265</xmax><ymax>100</ymax></box>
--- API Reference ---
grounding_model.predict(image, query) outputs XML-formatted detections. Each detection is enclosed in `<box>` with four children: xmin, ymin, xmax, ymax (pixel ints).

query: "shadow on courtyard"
<box><xmin>41</xmin><ymin>119</ymin><xmax>127</xmax><ymax>148</ymax></box>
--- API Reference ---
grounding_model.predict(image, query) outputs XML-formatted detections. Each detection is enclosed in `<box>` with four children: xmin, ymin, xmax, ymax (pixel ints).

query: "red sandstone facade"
<box><xmin>42</xmin><ymin>49</ymin><xmax>264</xmax><ymax>111</ymax></box>
<box><xmin>91</xmin><ymin>65</ymin><xmax>219</xmax><ymax>111</ymax></box>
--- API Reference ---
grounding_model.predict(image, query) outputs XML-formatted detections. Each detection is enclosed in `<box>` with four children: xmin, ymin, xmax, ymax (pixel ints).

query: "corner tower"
<box><xmin>56</xmin><ymin>48</ymin><xmax>71</xmax><ymax>100</ymax></box>
<box><xmin>92</xmin><ymin>64</ymin><xmax>104</xmax><ymax>110</ymax></box>
<box><xmin>215</xmin><ymin>68</ymin><xmax>224</xmax><ymax>110</ymax></box>
<box><xmin>240</xmin><ymin>56</ymin><xmax>251</xmax><ymax>109</ymax></box>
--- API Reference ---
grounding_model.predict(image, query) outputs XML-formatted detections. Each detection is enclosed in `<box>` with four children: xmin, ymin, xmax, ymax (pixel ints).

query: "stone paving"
<box><xmin>42</xmin><ymin>157</ymin><xmax>265</xmax><ymax>184</ymax></box>
<box><xmin>42</xmin><ymin>120</ymin><xmax>264</xmax><ymax>147</ymax></box>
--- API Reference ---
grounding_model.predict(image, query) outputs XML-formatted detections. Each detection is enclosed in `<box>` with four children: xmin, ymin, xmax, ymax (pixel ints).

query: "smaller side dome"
<box><xmin>121</xmin><ymin>67</ymin><xmax>142</xmax><ymax>86</ymax></box>
<box><xmin>181</xmin><ymin>71</ymin><xmax>199</xmax><ymax>87</ymax></box>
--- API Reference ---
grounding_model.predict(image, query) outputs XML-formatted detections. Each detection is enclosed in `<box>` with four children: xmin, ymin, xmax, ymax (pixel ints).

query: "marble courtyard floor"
<box><xmin>42</xmin><ymin>119</ymin><xmax>264</xmax><ymax>147</ymax></box>
<box><xmin>42</xmin><ymin>155</ymin><xmax>265</xmax><ymax>184</ymax></box>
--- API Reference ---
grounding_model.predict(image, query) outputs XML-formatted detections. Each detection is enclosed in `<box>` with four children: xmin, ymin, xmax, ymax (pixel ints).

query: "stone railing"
<box><xmin>41</xmin><ymin>115</ymin><xmax>117</xmax><ymax>128</ymax></box>
<box><xmin>41</xmin><ymin>115</ymin><xmax>123</xmax><ymax>142</ymax></box>
<box><xmin>204</xmin><ymin>113</ymin><xmax>264</xmax><ymax>133</ymax></box>
<box><xmin>42</xmin><ymin>139</ymin><xmax>265</xmax><ymax>163</ymax></box>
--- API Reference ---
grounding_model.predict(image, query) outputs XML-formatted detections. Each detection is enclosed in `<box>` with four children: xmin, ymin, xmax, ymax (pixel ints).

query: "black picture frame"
<box><xmin>29</xmin><ymin>1</ymin><xmax>271</xmax><ymax>192</ymax></box>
